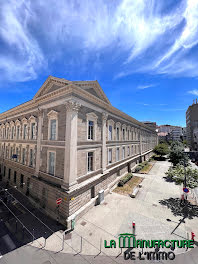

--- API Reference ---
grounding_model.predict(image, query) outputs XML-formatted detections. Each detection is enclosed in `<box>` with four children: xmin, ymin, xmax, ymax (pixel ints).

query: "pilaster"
<box><xmin>35</xmin><ymin>109</ymin><xmax>43</xmax><ymax>176</ymax></box>
<box><xmin>102</xmin><ymin>112</ymin><xmax>108</xmax><ymax>173</ymax></box>
<box><xmin>62</xmin><ymin>100</ymin><xmax>81</xmax><ymax>191</ymax></box>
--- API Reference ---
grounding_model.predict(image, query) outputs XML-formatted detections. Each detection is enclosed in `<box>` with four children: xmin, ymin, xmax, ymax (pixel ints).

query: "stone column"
<box><xmin>35</xmin><ymin>110</ymin><xmax>43</xmax><ymax>176</ymax></box>
<box><xmin>62</xmin><ymin>100</ymin><xmax>81</xmax><ymax>190</ymax></box>
<box><xmin>102</xmin><ymin>112</ymin><xmax>108</xmax><ymax>173</ymax></box>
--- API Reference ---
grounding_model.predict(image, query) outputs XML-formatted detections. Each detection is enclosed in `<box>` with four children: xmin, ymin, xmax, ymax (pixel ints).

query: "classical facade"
<box><xmin>0</xmin><ymin>76</ymin><xmax>158</xmax><ymax>226</ymax></box>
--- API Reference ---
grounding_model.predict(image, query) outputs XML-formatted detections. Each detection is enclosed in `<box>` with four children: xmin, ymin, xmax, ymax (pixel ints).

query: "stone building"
<box><xmin>186</xmin><ymin>100</ymin><xmax>198</xmax><ymax>150</ymax></box>
<box><xmin>0</xmin><ymin>76</ymin><xmax>157</xmax><ymax>226</ymax></box>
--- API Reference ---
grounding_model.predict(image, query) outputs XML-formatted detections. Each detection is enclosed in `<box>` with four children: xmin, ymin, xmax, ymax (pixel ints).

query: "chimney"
<box><xmin>196</xmin><ymin>99</ymin><xmax>198</xmax><ymax>104</ymax></box>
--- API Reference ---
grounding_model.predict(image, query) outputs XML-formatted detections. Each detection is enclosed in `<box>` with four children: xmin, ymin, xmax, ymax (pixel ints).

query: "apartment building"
<box><xmin>170</xmin><ymin>127</ymin><xmax>186</xmax><ymax>141</ymax></box>
<box><xmin>186</xmin><ymin>100</ymin><xmax>198</xmax><ymax>150</ymax></box>
<box><xmin>0</xmin><ymin>76</ymin><xmax>158</xmax><ymax>226</ymax></box>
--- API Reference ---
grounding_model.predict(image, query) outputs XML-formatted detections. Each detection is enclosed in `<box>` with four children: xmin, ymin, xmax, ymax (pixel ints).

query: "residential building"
<box><xmin>0</xmin><ymin>76</ymin><xmax>158</xmax><ymax>226</ymax></box>
<box><xmin>186</xmin><ymin>100</ymin><xmax>198</xmax><ymax>150</ymax></box>
<box><xmin>170</xmin><ymin>127</ymin><xmax>183</xmax><ymax>141</ymax></box>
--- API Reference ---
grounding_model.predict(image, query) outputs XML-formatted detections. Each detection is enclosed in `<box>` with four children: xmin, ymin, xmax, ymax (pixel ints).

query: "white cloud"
<box><xmin>188</xmin><ymin>89</ymin><xmax>198</xmax><ymax>96</ymax></box>
<box><xmin>137</xmin><ymin>84</ymin><xmax>156</xmax><ymax>90</ymax></box>
<box><xmin>1</xmin><ymin>0</ymin><xmax>198</xmax><ymax>82</ymax></box>
<box><xmin>0</xmin><ymin>1</ymin><xmax>45</xmax><ymax>82</ymax></box>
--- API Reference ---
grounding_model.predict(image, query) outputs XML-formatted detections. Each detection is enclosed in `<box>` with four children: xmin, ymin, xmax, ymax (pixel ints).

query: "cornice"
<box><xmin>0</xmin><ymin>77</ymin><xmax>157</xmax><ymax>134</ymax></box>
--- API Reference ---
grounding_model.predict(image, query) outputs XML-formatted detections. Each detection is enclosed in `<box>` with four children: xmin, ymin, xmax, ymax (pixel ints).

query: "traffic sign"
<box><xmin>183</xmin><ymin>187</ymin><xmax>189</xmax><ymax>193</ymax></box>
<box><xmin>56</xmin><ymin>198</ymin><xmax>62</xmax><ymax>205</ymax></box>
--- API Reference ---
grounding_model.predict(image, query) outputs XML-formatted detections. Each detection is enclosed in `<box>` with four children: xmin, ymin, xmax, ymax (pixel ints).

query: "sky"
<box><xmin>1</xmin><ymin>0</ymin><xmax>198</xmax><ymax>127</ymax></box>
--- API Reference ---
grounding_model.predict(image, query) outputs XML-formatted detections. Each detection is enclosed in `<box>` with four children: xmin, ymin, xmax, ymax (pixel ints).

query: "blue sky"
<box><xmin>1</xmin><ymin>0</ymin><xmax>198</xmax><ymax>127</ymax></box>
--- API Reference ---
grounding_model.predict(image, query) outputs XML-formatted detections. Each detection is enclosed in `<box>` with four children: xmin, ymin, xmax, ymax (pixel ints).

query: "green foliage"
<box><xmin>153</xmin><ymin>143</ymin><xmax>169</xmax><ymax>157</ymax></box>
<box><xmin>134</xmin><ymin>161</ymin><xmax>148</xmax><ymax>172</ymax></box>
<box><xmin>165</xmin><ymin>164</ymin><xmax>198</xmax><ymax>188</ymax></box>
<box><xmin>169</xmin><ymin>141</ymin><xmax>189</xmax><ymax>166</ymax></box>
<box><xmin>118</xmin><ymin>173</ymin><xmax>133</xmax><ymax>187</ymax></box>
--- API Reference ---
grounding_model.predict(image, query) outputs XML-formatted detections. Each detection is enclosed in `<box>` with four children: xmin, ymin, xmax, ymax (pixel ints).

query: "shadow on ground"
<box><xmin>159</xmin><ymin>197</ymin><xmax>198</xmax><ymax>219</ymax></box>
<box><xmin>0</xmin><ymin>181</ymin><xmax>65</xmax><ymax>256</ymax></box>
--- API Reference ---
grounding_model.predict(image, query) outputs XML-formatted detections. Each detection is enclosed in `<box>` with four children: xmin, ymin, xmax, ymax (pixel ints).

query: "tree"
<box><xmin>165</xmin><ymin>164</ymin><xmax>198</xmax><ymax>188</ymax></box>
<box><xmin>169</xmin><ymin>141</ymin><xmax>189</xmax><ymax>167</ymax></box>
<box><xmin>153</xmin><ymin>143</ymin><xmax>169</xmax><ymax>158</ymax></box>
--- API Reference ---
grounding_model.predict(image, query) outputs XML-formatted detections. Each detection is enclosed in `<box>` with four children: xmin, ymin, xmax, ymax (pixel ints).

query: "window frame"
<box><xmin>86</xmin><ymin>112</ymin><xmax>98</xmax><ymax>141</ymax></box>
<box><xmin>47</xmin><ymin>150</ymin><xmax>56</xmax><ymax>176</ymax></box>
<box><xmin>87</xmin><ymin>151</ymin><xmax>94</xmax><ymax>172</ymax></box>
<box><xmin>47</xmin><ymin>110</ymin><xmax>58</xmax><ymax>141</ymax></box>
<box><xmin>116</xmin><ymin>147</ymin><xmax>120</xmax><ymax>162</ymax></box>
<box><xmin>108</xmin><ymin>148</ymin><xmax>113</xmax><ymax>164</ymax></box>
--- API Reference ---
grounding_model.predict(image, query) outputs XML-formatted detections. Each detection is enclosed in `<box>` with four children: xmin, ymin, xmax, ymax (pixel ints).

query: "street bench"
<box><xmin>130</xmin><ymin>187</ymin><xmax>139</xmax><ymax>198</ymax></box>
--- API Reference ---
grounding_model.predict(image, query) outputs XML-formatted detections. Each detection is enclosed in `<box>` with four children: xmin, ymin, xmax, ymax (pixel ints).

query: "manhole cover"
<box><xmin>103</xmin><ymin>202</ymin><xmax>108</xmax><ymax>205</ymax></box>
<box><xmin>89</xmin><ymin>233</ymin><xmax>92</xmax><ymax>236</ymax></box>
<box><xmin>152</xmin><ymin>204</ymin><xmax>157</xmax><ymax>207</ymax></box>
<box><xmin>81</xmin><ymin>221</ymin><xmax>87</xmax><ymax>226</ymax></box>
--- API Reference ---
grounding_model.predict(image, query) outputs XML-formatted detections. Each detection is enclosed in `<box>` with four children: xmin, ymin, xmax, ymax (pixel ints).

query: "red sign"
<box><xmin>56</xmin><ymin>198</ymin><xmax>62</xmax><ymax>205</ymax></box>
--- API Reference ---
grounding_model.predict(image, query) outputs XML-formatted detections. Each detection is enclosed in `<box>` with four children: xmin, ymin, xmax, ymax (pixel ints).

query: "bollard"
<box><xmin>191</xmin><ymin>232</ymin><xmax>195</xmax><ymax>241</ymax></box>
<box><xmin>132</xmin><ymin>221</ymin><xmax>136</xmax><ymax>235</ymax></box>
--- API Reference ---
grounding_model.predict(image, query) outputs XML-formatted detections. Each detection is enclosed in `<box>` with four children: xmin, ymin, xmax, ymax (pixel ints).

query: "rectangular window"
<box><xmin>22</xmin><ymin>148</ymin><xmax>26</xmax><ymax>165</ymax></box>
<box><xmin>50</xmin><ymin>119</ymin><xmax>56</xmax><ymax>140</ymax></box>
<box><xmin>31</xmin><ymin>123</ymin><xmax>36</xmax><ymax>139</ymax></box>
<box><xmin>131</xmin><ymin>146</ymin><xmax>133</xmax><ymax>155</ymax></box>
<box><xmin>128</xmin><ymin>130</ymin><xmax>130</xmax><ymax>140</ymax></box>
<box><xmin>48</xmin><ymin>152</ymin><xmax>55</xmax><ymax>175</ymax></box>
<box><xmin>116</xmin><ymin>127</ymin><xmax>119</xmax><ymax>140</ymax></box>
<box><xmin>88</xmin><ymin>121</ymin><xmax>94</xmax><ymax>140</ymax></box>
<box><xmin>123</xmin><ymin>129</ymin><xmax>125</xmax><ymax>140</ymax></box>
<box><xmin>116</xmin><ymin>148</ymin><xmax>120</xmax><ymax>161</ymax></box>
<box><xmin>11</xmin><ymin>127</ymin><xmax>14</xmax><ymax>139</ymax></box>
<box><xmin>108</xmin><ymin>125</ymin><xmax>112</xmax><ymax>140</ymax></box>
<box><xmin>87</xmin><ymin>152</ymin><xmax>93</xmax><ymax>172</ymax></box>
<box><xmin>7</xmin><ymin>128</ymin><xmax>9</xmax><ymax>139</ymax></box>
<box><xmin>108</xmin><ymin>149</ymin><xmax>112</xmax><ymax>164</ymax></box>
<box><xmin>17</xmin><ymin>126</ymin><xmax>20</xmax><ymax>139</ymax></box>
<box><xmin>3</xmin><ymin>166</ymin><xmax>6</xmax><ymax>177</ymax></box>
<box><xmin>29</xmin><ymin>149</ymin><xmax>33</xmax><ymax>167</ymax></box>
<box><xmin>128</xmin><ymin>146</ymin><xmax>130</xmax><ymax>156</ymax></box>
<box><xmin>8</xmin><ymin>168</ymin><xmax>11</xmax><ymax>180</ymax></box>
<box><xmin>122</xmin><ymin>147</ymin><xmax>125</xmax><ymax>159</ymax></box>
<box><xmin>14</xmin><ymin>171</ymin><xmax>17</xmax><ymax>183</ymax></box>
<box><xmin>23</xmin><ymin>125</ymin><xmax>27</xmax><ymax>139</ymax></box>
<box><xmin>20</xmin><ymin>174</ymin><xmax>24</xmax><ymax>188</ymax></box>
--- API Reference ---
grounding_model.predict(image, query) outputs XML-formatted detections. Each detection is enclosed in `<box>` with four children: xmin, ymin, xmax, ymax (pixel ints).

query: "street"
<box><xmin>1</xmin><ymin>160</ymin><xmax>198</xmax><ymax>264</ymax></box>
